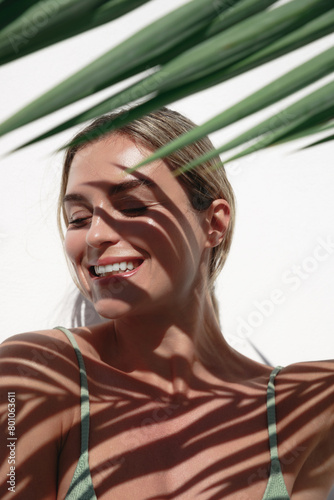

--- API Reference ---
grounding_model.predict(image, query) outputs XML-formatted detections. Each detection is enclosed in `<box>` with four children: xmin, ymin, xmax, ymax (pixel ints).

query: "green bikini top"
<box><xmin>55</xmin><ymin>326</ymin><xmax>290</xmax><ymax>500</ymax></box>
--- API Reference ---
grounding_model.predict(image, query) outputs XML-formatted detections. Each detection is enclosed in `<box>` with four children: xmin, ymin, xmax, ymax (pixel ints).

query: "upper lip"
<box><xmin>89</xmin><ymin>256</ymin><xmax>144</xmax><ymax>267</ymax></box>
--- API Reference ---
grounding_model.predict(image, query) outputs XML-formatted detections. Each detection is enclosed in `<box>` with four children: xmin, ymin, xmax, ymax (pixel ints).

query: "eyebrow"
<box><xmin>63</xmin><ymin>178</ymin><xmax>157</xmax><ymax>204</ymax></box>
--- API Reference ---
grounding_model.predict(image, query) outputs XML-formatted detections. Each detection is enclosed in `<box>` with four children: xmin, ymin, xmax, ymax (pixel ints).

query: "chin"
<box><xmin>92</xmin><ymin>298</ymin><xmax>133</xmax><ymax>319</ymax></box>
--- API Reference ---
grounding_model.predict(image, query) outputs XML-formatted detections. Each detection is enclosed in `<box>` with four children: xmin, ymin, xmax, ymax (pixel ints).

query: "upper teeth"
<box><xmin>94</xmin><ymin>261</ymin><xmax>136</xmax><ymax>275</ymax></box>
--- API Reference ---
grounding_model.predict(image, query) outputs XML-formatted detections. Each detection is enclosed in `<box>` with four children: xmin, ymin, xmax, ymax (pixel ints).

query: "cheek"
<box><xmin>145</xmin><ymin>211</ymin><xmax>204</xmax><ymax>273</ymax></box>
<box><xmin>141</xmin><ymin>216</ymin><xmax>185</xmax><ymax>264</ymax></box>
<box><xmin>64</xmin><ymin>230</ymin><xmax>84</xmax><ymax>264</ymax></box>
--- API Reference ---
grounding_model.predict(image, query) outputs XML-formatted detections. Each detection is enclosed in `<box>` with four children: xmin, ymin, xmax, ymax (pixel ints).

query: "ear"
<box><xmin>205</xmin><ymin>199</ymin><xmax>231</xmax><ymax>248</ymax></box>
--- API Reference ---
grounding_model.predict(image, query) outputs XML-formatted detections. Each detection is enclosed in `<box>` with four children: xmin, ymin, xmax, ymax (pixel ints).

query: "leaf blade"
<box><xmin>16</xmin><ymin>14</ymin><xmax>334</xmax><ymax>150</ymax></box>
<box><xmin>126</xmin><ymin>46</ymin><xmax>334</xmax><ymax>171</ymax></box>
<box><xmin>2</xmin><ymin>0</ymin><xmax>331</xmax><ymax>137</ymax></box>
<box><xmin>0</xmin><ymin>0</ymin><xmax>240</xmax><ymax>133</ymax></box>
<box><xmin>0</xmin><ymin>0</ymin><xmax>153</xmax><ymax>64</ymax></box>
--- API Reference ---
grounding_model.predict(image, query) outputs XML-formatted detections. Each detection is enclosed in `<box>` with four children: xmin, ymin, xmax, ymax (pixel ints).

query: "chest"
<box><xmin>58</xmin><ymin>372</ymin><xmax>281</xmax><ymax>499</ymax></box>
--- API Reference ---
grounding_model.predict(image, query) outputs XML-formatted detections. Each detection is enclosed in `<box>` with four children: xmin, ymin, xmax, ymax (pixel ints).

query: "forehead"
<box><xmin>67</xmin><ymin>135</ymin><xmax>175</xmax><ymax>192</ymax></box>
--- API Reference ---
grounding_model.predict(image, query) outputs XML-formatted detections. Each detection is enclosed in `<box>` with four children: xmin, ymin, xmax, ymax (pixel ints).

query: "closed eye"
<box><xmin>121</xmin><ymin>206</ymin><xmax>148</xmax><ymax>217</ymax></box>
<box><xmin>68</xmin><ymin>217</ymin><xmax>91</xmax><ymax>227</ymax></box>
<box><xmin>67</xmin><ymin>206</ymin><xmax>150</xmax><ymax>226</ymax></box>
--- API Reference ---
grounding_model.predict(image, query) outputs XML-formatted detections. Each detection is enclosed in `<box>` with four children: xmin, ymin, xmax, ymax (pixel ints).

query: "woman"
<box><xmin>0</xmin><ymin>108</ymin><xmax>333</xmax><ymax>499</ymax></box>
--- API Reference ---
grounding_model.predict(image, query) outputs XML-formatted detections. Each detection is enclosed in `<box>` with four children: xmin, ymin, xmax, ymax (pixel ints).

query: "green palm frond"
<box><xmin>279</xmin><ymin>119</ymin><xmax>334</xmax><ymax>145</ymax></box>
<box><xmin>128</xmin><ymin>46</ymin><xmax>334</xmax><ymax>173</ymax></box>
<box><xmin>0</xmin><ymin>0</ymin><xmax>243</xmax><ymax>135</ymax></box>
<box><xmin>1</xmin><ymin>0</ymin><xmax>333</xmax><ymax>165</ymax></box>
<box><xmin>222</xmin><ymin>81</ymin><xmax>334</xmax><ymax>164</ymax></box>
<box><xmin>15</xmin><ymin>9</ymin><xmax>334</xmax><ymax>151</ymax></box>
<box><xmin>0</xmin><ymin>0</ymin><xmax>152</xmax><ymax>64</ymax></box>
<box><xmin>301</xmin><ymin>132</ymin><xmax>334</xmax><ymax>148</ymax></box>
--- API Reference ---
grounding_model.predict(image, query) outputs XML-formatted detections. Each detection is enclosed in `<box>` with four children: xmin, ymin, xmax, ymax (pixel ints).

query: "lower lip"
<box><xmin>90</xmin><ymin>261</ymin><xmax>144</xmax><ymax>283</ymax></box>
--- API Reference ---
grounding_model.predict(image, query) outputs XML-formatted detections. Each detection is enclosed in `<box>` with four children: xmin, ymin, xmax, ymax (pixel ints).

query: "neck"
<box><xmin>100</xmin><ymin>289</ymin><xmax>239</xmax><ymax>397</ymax></box>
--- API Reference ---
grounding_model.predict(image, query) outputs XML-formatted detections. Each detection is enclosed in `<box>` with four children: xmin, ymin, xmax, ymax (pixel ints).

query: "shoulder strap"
<box><xmin>54</xmin><ymin>327</ymin><xmax>97</xmax><ymax>500</ymax></box>
<box><xmin>262</xmin><ymin>365</ymin><xmax>290</xmax><ymax>499</ymax></box>
<box><xmin>266</xmin><ymin>365</ymin><xmax>283</xmax><ymax>462</ymax></box>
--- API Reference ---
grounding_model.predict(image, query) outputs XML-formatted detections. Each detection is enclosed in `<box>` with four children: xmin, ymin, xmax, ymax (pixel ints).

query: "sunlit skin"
<box><xmin>0</xmin><ymin>135</ymin><xmax>333</xmax><ymax>500</ymax></box>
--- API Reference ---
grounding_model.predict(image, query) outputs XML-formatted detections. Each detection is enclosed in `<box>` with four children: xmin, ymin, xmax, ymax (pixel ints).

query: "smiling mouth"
<box><xmin>90</xmin><ymin>259</ymin><xmax>144</xmax><ymax>278</ymax></box>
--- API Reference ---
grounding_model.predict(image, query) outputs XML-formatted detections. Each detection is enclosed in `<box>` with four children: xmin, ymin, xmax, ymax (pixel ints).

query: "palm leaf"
<box><xmin>1</xmin><ymin>0</ymin><xmax>334</xmax><ymax>167</ymax></box>
<box><xmin>216</xmin><ymin>90</ymin><xmax>334</xmax><ymax>165</ymax></box>
<box><xmin>221</xmin><ymin>82</ymin><xmax>334</xmax><ymax>163</ymax></box>
<box><xmin>172</xmin><ymin>98</ymin><xmax>334</xmax><ymax>173</ymax></box>
<box><xmin>274</xmin><ymin>116</ymin><xmax>334</xmax><ymax>144</ymax></box>
<box><xmin>0</xmin><ymin>0</ymin><xmax>152</xmax><ymax>65</ymax></box>
<box><xmin>16</xmin><ymin>9</ymin><xmax>334</xmax><ymax>151</ymax></box>
<box><xmin>0</xmin><ymin>0</ymin><xmax>37</xmax><ymax>30</ymax></box>
<box><xmin>124</xmin><ymin>46</ymin><xmax>334</xmax><ymax>173</ymax></box>
<box><xmin>1</xmin><ymin>0</ymin><xmax>332</xmax><ymax>140</ymax></box>
<box><xmin>0</xmin><ymin>0</ymin><xmax>242</xmax><ymax>135</ymax></box>
<box><xmin>301</xmin><ymin>132</ymin><xmax>334</xmax><ymax>148</ymax></box>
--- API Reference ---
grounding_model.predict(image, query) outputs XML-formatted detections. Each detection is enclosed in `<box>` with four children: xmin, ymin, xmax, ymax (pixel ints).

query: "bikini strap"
<box><xmin>54</xmin><ymin>327</ymin><xmax>97</xmax><ymax>499</ymax></box>
<box><xmin>55</xmin><ymin>326</ymin><xmax>90</xmax><ymax>455</ymax></box>
<box><xmin>262</xmin><ymin>366</ymin><xmax>291</xmax><ymax>498</ymax></box>
<box><xmin>266</xmin><ymin>365</ymin><xmax>284</xmax><ymax>464</ymax></box>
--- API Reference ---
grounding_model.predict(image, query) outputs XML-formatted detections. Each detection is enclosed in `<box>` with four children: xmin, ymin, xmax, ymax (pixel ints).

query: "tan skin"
<box><xmin>1</xmin><ymin>135</ymin><xmax>333</xmax><ymax>499</ymax></box>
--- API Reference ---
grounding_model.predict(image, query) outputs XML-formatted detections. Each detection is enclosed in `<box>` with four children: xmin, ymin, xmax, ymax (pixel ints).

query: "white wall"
<box><xmin>1</xmin><ymin>0</ymin><xmax>334</xmax><ymax>369</ymax></box>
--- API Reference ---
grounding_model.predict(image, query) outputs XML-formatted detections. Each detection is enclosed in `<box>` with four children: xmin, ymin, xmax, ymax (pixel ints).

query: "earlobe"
<box><xmin>206</xmin><ymin>199</ymin><xmax>231</xmax><ymax>248</ymax></box>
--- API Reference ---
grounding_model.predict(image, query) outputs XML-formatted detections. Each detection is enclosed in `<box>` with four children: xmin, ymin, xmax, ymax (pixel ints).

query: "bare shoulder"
<box><xmin>275</xmin><ymin>360</ymin><xmax>334</xmax><ymax>427</ymax></box>
<box><xmin>1</xmin><ymin>326</ymin><xmax>74</xmax><ymax>349</ymax></box>
<box><xmin>0</xmin><ymin>329</ymin><xmax>81</xmax><ymax>499</ymax></box>
<box><xmin>0</xmin><ymin>327</ymin><xmax>83</xmax><ymax>422</ymax></box>
<box><xmin>276</xmin><ymin>359</ymin><xmax>334</xmax><ymax>404</ymax></box>
<box><xmin>280</xmin><ymin>358</ymin><xmax>334</xmax><ymax>378</ymax></box>
<box><xmin>1</xmin><ymin>327</ymin><xmax>68</xmax><ymax>349</ymax></box>
<box><xmin>273</xmin><ymin>360</ymin><xmax>334</xmax><ymax>495</ymax></box>
<box><xmin>0</xmin><ymin>328</ymin><xmax>83</xmax><ymax>384</ymax></box>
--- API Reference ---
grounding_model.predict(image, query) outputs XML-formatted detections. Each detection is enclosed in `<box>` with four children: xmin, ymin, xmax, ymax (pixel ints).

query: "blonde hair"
<box><xmin>58</xmin><ymin>107</ymin><xmax>236</xmax><ymax>318</ymax></box>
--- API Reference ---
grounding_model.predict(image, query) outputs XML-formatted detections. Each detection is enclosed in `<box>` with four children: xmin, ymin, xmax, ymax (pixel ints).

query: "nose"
<box><xmin>86</xmin><ymin>210</ymin><xmax>121</xmax><ymax>248</ymax></box>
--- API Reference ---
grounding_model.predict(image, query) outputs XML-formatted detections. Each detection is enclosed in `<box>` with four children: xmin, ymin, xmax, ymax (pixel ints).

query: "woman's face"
<box><xmin>63</xmin><ymin>135</ymin><xmax>214</xmax><ymax>319</ymax></box>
